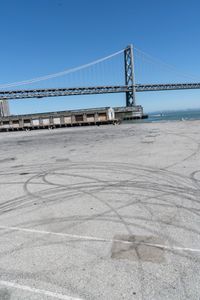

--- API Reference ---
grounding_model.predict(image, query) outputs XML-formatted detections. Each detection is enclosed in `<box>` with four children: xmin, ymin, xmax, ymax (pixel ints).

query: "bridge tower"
<box><xmin>124</xmin><ymin>44</ymin><xmax>136</xmax><ymax>107</ymax></box>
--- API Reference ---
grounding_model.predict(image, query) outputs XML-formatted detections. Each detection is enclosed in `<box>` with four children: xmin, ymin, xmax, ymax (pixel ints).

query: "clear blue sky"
<box><xmin>1</xmin><ymin>0</ymin><xmax>200</xmax><ymax>114</ymax></box>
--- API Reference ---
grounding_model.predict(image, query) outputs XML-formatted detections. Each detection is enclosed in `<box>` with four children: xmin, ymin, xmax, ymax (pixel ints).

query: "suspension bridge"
<box><xmin>0</xmin><ymin>44</ymin><xmax>200</xmax><ymax>117</ymax></box>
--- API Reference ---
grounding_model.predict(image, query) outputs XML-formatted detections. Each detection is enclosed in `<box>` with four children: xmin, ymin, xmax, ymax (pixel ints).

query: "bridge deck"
<box><xmin>0</xmin><ymin>82</ymin><xmax>200</xmax><ymax>100</ymax></box>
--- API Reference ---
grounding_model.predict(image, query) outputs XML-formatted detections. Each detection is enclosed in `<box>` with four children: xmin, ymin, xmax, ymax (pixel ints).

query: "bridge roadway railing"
<box><xmin>0</xmin><ymin>83</ymin><xmax>200</xmax><ymax>100</ymax></box>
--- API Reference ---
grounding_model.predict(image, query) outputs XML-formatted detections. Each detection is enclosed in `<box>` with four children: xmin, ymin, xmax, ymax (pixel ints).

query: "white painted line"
<box><xmin>0</xmin><ymin>225</ymin><xmax>109</xmax><ymax>243</ymax></box>
<box><xmin>0</xmin><ymin>280</ymin><xmax>82</xmax><ymax>300</ymax></box>
<box><xmin>0</xmin><ymin>224</ymin><xmax>200</xmax><ymax>254</ymax></box>
<box><xmin>137</xmin><ymin>242</ymin><xmax>200</xmax><ymax>253</ymax></box>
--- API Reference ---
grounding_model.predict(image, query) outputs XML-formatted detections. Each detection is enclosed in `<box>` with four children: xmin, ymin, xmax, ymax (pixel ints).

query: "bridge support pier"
<box><xmin>0</xmin><ymin>100</ymin><xmax>10</xmax><ymax>117</ymax></box>
<box><xmin>124</xmin><ymin>45</ymin><xmax>136</xmax><ymax>107</ymax></box>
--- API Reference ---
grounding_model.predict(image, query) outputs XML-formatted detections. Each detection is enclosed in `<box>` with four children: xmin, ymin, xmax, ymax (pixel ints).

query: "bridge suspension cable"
<box><xmin>0</xmin><ymin>48</ymin><xmax>124</xmax><ymax>89</ymax></box>
<box><xmin>134</xmin><ymin>47</ymin><xmax>199</xmax><ymax>83</ymax></box>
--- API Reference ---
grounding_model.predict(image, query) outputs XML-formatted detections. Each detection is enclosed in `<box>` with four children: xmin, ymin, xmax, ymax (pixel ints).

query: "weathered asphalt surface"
<box><xmin>0</xmin><ymin>121</ymin><xmax>200</xmax><ymax>299</ymax></box>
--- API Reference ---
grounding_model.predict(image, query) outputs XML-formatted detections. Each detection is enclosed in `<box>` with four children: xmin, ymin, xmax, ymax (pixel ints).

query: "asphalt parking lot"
<box><xmin>0</xmin><ymin>121</ymin><xmax>200</xmax><ymax>299</ymax></box>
